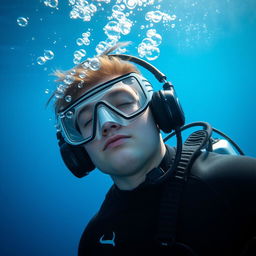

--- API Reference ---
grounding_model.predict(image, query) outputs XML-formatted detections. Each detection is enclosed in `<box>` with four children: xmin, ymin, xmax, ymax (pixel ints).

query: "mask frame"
<box><xmin>57</xmin><ymin>72</ymin><xmax>153</xmax><ymax>146</ymax></box>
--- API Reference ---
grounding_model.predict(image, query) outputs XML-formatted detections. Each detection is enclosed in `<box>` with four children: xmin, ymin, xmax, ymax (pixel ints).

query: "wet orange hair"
<box><xmin>47</xmin><ymin>43</ymin><xmax>140</xmax><ymax>113</ymax></box>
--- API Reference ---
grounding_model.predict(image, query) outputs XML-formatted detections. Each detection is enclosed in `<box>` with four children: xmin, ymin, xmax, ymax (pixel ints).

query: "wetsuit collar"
<box><xmin>144</xmin><ymin>144</ymin><xmax>174</xmax><ymax>184</ymax></box>
<box><xmin>113</xmin><ymin>144</ymin><xmax>174</xmax><ymax>193</ymax></box>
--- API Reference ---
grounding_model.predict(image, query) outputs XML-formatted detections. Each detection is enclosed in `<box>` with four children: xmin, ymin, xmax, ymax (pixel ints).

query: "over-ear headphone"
<box><xmin>56</xmin><ymin>54</ymin><xmax>185</xmax><ymax>178</ymax></box>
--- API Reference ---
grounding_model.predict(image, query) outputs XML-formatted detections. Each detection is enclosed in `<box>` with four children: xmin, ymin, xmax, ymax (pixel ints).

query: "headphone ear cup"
<box><xmin>57</xmin><ymin>132</ymin><xmax>95</xmax><ymax>178</ymax></box>
<box><xmin>150</xmin><ymin>89</ymin><xmax>185</xmax><ymax>133</ymax></box>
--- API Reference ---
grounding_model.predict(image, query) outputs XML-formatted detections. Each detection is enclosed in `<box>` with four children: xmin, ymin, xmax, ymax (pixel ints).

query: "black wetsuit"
<box><xmin>78</xmin><ymin>146</ymin><xmax>256</xmax><ymax>256</ymax></box>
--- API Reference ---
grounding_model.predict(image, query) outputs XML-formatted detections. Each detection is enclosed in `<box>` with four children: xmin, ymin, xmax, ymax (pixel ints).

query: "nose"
<box><xmin>102</xmin><ymin>122</ymin><xmax>121</xmax><ymax>136</ymax></box>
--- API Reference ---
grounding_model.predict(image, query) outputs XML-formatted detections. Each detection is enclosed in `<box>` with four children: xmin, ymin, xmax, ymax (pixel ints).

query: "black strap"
<box><xmin>156</xmin><ymin>130</ymin><xmax>210</xmax><ymax>247</ymax></box>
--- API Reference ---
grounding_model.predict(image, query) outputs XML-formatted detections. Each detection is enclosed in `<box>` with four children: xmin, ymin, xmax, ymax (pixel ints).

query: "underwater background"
<box><xmin>1</xmin><ymin>0</ymin><xmax>256</xmax><ymax>255</ymax></box>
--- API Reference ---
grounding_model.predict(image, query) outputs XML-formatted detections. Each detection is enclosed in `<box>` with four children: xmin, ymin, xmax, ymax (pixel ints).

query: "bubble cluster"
<box><xmin>17</xmin><ymin>17</ymin><xmax>28</xmax><ymax>27</ymax></box>
<box><xmin>76</xmin><ymin>31</ymin><xmax>91</xmax><ymax>46</ymax></box>
<box><xmin>137</xmin><ymin>0</ymin><xmax>155</xmax><ymax>8</ymax></box>
<box><xmin>54</xmin><ymin>73</ymin><xmax>77</xmax><ymax>100</ymax></box>
<box><xmin>73</xmin><ymin>49</ymin><xmax>86</xmax><ymax>64</ymax></box>
<box><xmin>37</xmin><ymin>50</ymin><xmax>54</xmax><ymax>65</ymax></box>
<box><xmin>146</xmin><ymin>11</ymin><xmax>161</xmax><ymax>23</ymax></box>
<box><xmin>44</xmin><ymin>0</ymin><xmax>58</xmax><ymax>8</ymax></box>
<box><xmin>41</xmin><ymin>0</ymin><xmax>177</xmax><ymax>68</ymax></box>
<box><xmin>95</xmin><ymin>41</ymin><xmax>110</xmax><ymax>55</ymax></box>
<box><xmin>43</xmin><ymin>0</ymin><xmax>180</xmax><ymax>108</ymax></box>
<box><xmin>104</xmin><ymin>21</ymin><xmax>121</xmax><ymax>40</ymax></box>
<box><xmin>96</xmin><ymin>0</ymin><xmax>173</xmax><ymax>60</ymax></box>
<box><xmin>69</xmin><ymin>1</ymin><xmax>97</xmax><ymax>22</ymax></box>
<box><xmin>100</xmin><ymin>4</ymin><xmax>133</xmax><ymax>51</ymax></box>
<box><xmin>138</xmin><ymin>29</ymin><xmax>162</xmax><ymax>60</ymax></box>
<box><xmin>55</xmin><ymin>84</ymin><xmax>67</xmax><ymax>99</ymax></box>
<box><xmin>64</xmin><ymin>74</ymin><xmax>75</xmax><ymax>85</ymax></box>
<box><xmin>145</xmin><ymin>10</ymin><xmax>176</xmax><ymax>24</ymax></box>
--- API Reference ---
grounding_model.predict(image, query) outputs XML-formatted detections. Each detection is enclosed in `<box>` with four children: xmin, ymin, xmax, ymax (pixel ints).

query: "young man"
<box><xmin>51</xmin><ymin>45</ymin><xmax>256</xmax><ymax>256</ymax></box>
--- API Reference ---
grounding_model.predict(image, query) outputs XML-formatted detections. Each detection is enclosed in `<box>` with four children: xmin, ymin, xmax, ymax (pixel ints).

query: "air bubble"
<box><xmin>37</xmin><ymin>56</ymin><xmax>46</xmax><ymax>65</ymax></box>
<box><xmin>105</xmin><ymin>38</ymin><xmax>118</xmax><ymax>46</ymax></box>
<box><xmin>83</xmin><ymin>37</ymin><xmax>90</xmax><ymax>46</ymax></box>
<box><xmin>66</xmin><ymin>111</ymin><xmax>74</xmax><ymax>119</ymax></box>
<box><xmin>150</xmin><ymin>33</ymin><xmax>162</xmax><ymax>46</ymax></box>
<box><xmin>55</xmin><ymin>87</ymin><xmax>65</xmax><ymax>99</ymax></box>
<box><xmin>74</xmin><ymin>50</ymin><xmax>85</xmax><ymax>58</ymax></box>
<box><xmin>119</xmin><ymin>20</ymin><xmax>132</xmax><ymax>35</ymax></box>
<box><xmin>70</xmin><ymin>10</ymin><xmax>79</xmax><ymax>19</ymax></box>
<box><xmin>146</xmin><ymin>29</ymin><xmax>157</xmax><ymax>37</ymax></box>
<box><xmin>17</xmin><ymin>17</ymin><xmax>28</xmax><ymax>27</ymax></box>
<box><xmin>76</xmin><ymin>38</ymin><xmax>84</xmax><ymax>46</ymax></box>
<box><xmin>44</xmin><ymin>50</ymin><xmax>54</xmax><ymax>60</ymax></box>
<box><xmin>89</xmin><ymin>58</ymin><xmax>101</xmax><ymax>71</ymax></box>
<box><xmin>69</xmin><ymin>0</ymin><xmax>76</xmax><ymax>5</ymax></box>
<box><xmin>112</xmin><ymin>11</ymin><xmax>126</xmax><ymax>21</ymax></box>
<box><xmin>79</xmin><ymin>49</ymin><xmax>86</xmax><ymax>56</ymax></box>
<box><xmin>145</xmin><ymin>10</ymin><xmax>162</xmax><ymax>23</ymax></box>
<box><xmin>120</xmin><ymin>4</ymin><xmax>126</xmax><ymax>11</ymax></box>
<box><xmin>70</xmin><ymin>69</ymin><xmax>76</xmax><ymax>75</ymax></box>
<box><xmin>145</xmin><ymin>47</ymin><xmax>160</xmax><ymax>61</ymax></box>
<box><xmin>112</xmin><ymin>5</ymin><xmax>121</xmax><ymax>13</ymax></box>
<box><xmin>104</xmin><ymin>21</ymin><xmax>121</xmax><ymax>40</ymax></box>
<box><xmin>124</xmin><ymin>0</ymin><xmax>137</xmax><ymax>9</ymax></box>
<box><xmin>82</xmin><ymin>32</ymin><xmax>91</xmax><ymax>38</ymax></box>
<box><xmin>79</xmin><ymin>72</ymin><xmax>87</xmax><ymax>79</ymax></box>
<box><xmin>89</xmin><ymin>3</ymin><xmax>97</xmax><ymax>12</ymax></box>
<box><xmin>65</xmin><ymin>95</ymin><xmax>72</xmax><ymax>103</ymax></box>
<box><xmin>44</xmin><ymin>0</ymin><xmax>58</xmax><ymax>8</ymax></box>
<box><xmin>142</xmin><ymin>37</ymin><xmax>155</xmax><ymax>46</ymax></box>
<box><xmin>81</xmin><ymin>61</ymin><xmax>90</xmax><ymax>69</ymax></box>
<box><xmin>55</xmin><ymin>124</ymin><xmax>61</xmax><ymax>132</ymax></box>
<box><xmin>73</xmin><ymin>58</ymin><xmax>81</xmax><ymax>65</ymax></box>
<box><xmin>78</xmin><ymin>82</ymin><xmax>84</xmax><ymax>88</ymax></box>
<box><xmin>96</xmin><ymin>41</ymin><xmax>108</xmax><ymax>55</ymax></box>
<box><xmin>64</xmin><ymin>75</ymin><xmax>75</xmax><ymax>85</ymax></box>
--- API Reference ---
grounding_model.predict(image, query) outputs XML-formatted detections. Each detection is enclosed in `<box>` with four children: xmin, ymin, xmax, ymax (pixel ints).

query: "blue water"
<box><xmin>1</xmin><ymin>0</ymin><xmax>256</xmax><ymax>255</ymax></box>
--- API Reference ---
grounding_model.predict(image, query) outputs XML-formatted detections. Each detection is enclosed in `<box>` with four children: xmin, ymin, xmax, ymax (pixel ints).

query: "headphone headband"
<box><xmin>109</xmin><ymin>54</ymin><xmax>167</xmax><ymax>83</ymax></box>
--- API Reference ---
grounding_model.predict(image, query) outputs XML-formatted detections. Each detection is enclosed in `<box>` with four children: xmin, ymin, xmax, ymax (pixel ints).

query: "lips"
<box><xmin>103</xmin><ymin>135</ymin><xmax>130</xmax><ymax>150</ymax></box>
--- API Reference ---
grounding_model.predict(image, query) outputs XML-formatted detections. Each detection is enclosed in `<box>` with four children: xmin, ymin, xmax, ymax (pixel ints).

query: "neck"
<box><xmin>111</xmin><ymin>139</ymin><xmax>166</xmax><ymax>191</ymax></box>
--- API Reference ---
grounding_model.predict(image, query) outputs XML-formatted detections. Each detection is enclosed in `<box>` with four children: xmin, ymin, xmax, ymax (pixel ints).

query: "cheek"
<box><xmin>138</xmin><ymin>109</ymin><xmax>159</xmax><ymax>134</ymax></box>
<box><xmin>84</xmin><ymin>142</ymin><xmax>101</xmax><ymax>164</ymax></box>
<box><xmin>133</xmin><ymin>110</ymin><xmax>160</xmax><ymax>144</ymax></box>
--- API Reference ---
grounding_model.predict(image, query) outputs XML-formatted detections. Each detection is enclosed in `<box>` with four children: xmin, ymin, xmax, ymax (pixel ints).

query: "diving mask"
<box><xmin>57</xmin><ymin>73</ymin><xmax>153</xmax><ymax>146</ymax></box>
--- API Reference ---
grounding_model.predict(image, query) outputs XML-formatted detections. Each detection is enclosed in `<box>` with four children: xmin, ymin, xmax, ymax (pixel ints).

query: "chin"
<box><xmin>106</xmin><ymin>147</ymin><xmax>145</xmax><ymax>173</ymax></box>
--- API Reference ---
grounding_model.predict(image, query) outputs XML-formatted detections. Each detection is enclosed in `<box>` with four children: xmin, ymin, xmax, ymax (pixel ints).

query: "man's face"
<box><xmin>81</xmin><ymin>75</ymin><xmax>162</xmax><ymax>177</ymax></box>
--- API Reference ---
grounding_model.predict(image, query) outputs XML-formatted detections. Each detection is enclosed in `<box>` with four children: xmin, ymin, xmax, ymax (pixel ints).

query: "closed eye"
<box><xmin>84</xmin><ymin>119</ymin><xmax>92</xmax><ymax>127</ymax></box>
